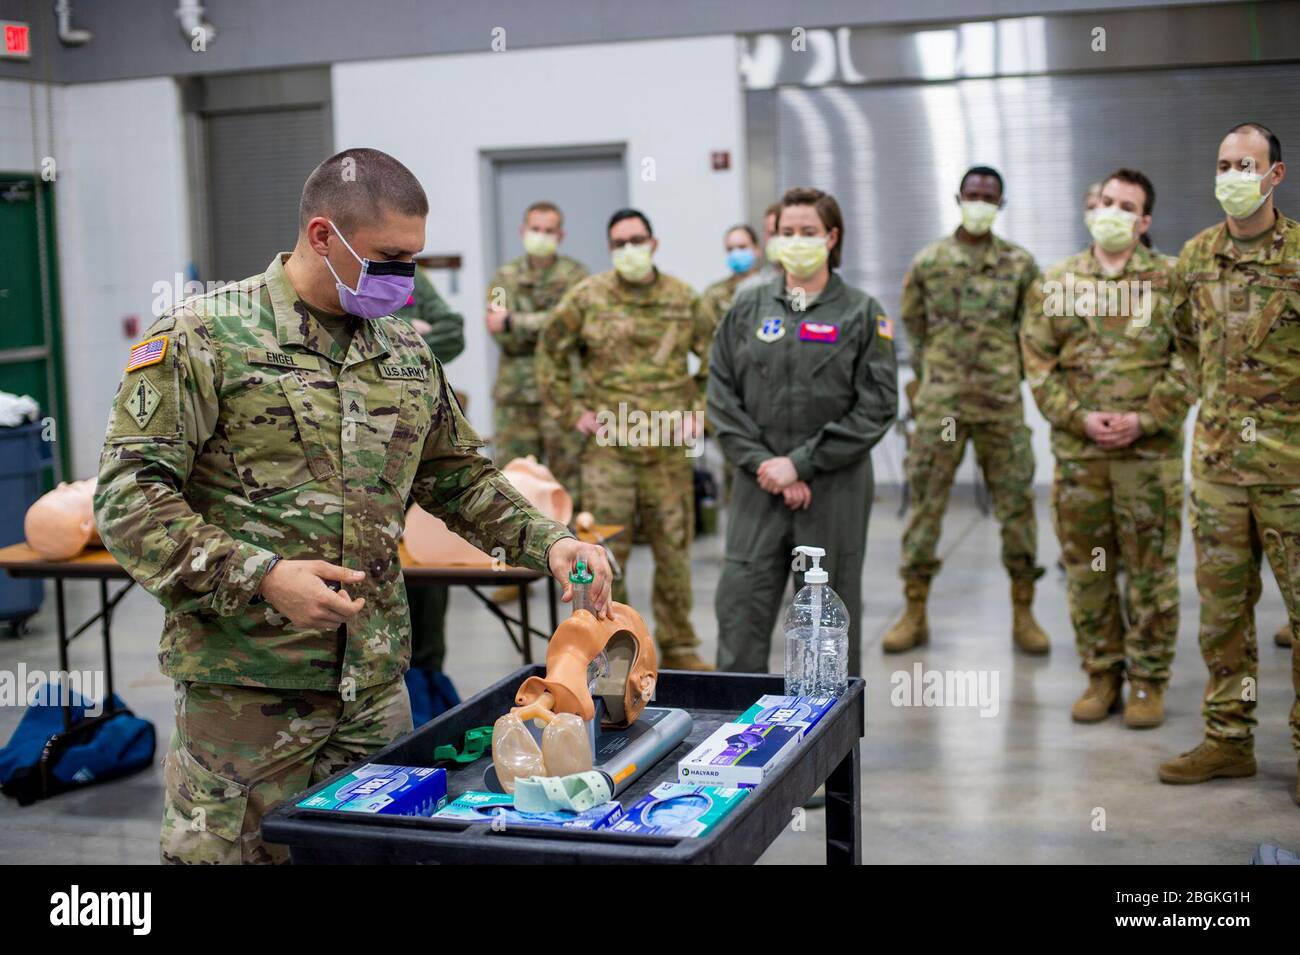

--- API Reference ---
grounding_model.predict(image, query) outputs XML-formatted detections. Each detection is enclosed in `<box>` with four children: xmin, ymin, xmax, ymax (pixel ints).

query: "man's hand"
<box><xmin>548</xmin><ymin>537</ymin><xmax>614</xmax><ymax>619</ymax></box>
<box><xmin>1095</xmin><ymin>411</ymin><xmax>1142</xmax><ymax>450</ymax></box>
<box><xmin>411</xmin><ymin>318</ymin><xmax>433</xmax><ymax>337</ymax></box>
<box><xmin>782</xmin><ymin>480</ymin><xmax>812</xmax><ymax>510</ymax></box>
<box><xmin>1083</xmin><ymin>411</ymin><xmax>1114</xmax><ymax>444</ymax></box>
<box><xmin>575</xmin><ymin>409</ymin><xmax>601</xmax><ymax>436</ymax></box>
<box><xmin>259</xmin><ymin>560</ymin><xmax>366</xmax><ymax>630</ymax></box>
<box><xmin>486</xmin><ymin>306</ymin><xmax>510</xmax><ymax>335</ymax></box>
<box><xmin>757</xmin><ymin>456</ymin><xmax>799</xmax><ymax>493</ymax></box>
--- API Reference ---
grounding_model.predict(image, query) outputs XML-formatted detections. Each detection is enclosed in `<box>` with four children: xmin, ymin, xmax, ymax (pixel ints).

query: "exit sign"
<box><xmin>1</xmin><ymin>20</ymin><xmax>30</xmax><ymax>60</ymax></box>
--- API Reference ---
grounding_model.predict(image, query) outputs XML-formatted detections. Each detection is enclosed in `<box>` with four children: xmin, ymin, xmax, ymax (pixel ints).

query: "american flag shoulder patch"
<box><xmin>126</xmin><ymin>335</ymin><xmax>169</xmax><ymax>373</ymax></box>
<box><xmin>877</xmin><ymin>315</ymin><xmax>894</xmax><ymax>340</ymax></box>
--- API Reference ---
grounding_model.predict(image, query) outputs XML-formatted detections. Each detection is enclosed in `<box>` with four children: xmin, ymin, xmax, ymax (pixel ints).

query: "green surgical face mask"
<box><xmin>522</xmin><ymin>230</ymin><xmax>558</xmax><ymax>257</ymax></box>
<box><xmin>1088</xmin><ymin>206</ymin><xmax>1139</xmax><ymax>253</ymax></box>
<box><xmin>1215</xmin><ymin>164</ymin><xmax>1276</xmax><ymax>219</ymax></box>
<box><xmin>777</xmin><ymin>235</ymin><xmax>829</xmax><ymax>278</ymax></box>
<box><xmin>612</xmin><ymin>243</ymin><xmax>653</xmax><ymax>282</ymax></box>
<box><xmin>960</xmin><ymin>200</ymin><xmax>999</xmax><ymax>236</ymax></box>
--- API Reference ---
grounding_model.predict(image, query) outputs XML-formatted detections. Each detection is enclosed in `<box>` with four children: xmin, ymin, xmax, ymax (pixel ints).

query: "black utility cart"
<box><xmin>263</xmin><ymin>667</ymin><xmax>864</xmax><ymax>864</ymax></box>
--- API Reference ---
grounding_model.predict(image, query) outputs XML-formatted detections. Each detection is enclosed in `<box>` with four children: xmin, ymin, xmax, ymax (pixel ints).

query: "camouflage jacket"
<box><xmin>901</xmin><ymin>231</ymin><xmax>1039</xmax><ymax>425</ymax></box>
<box><xmin>1022</xmin><ymin>243</ymin><xmax>1192</xmax><ymax>461</ymax></box>
<box><xmin>93</xmin><ymin>254</ymin><xmax>571</xmax><ymax>692</ymax></box>
<box><xmin>699</xmin><ymin>272</ymin><xmax>747</xmax><ymax>330</ymax></box>
<box><xmin>394</xmin><ymin>268</ymin><xmax>464</xmax><ymax>364</ymax></box>
<box><xmin>1172</xmin><ymin>211</ymin><xmax>1300</xmax><ymax>485</ymax></box>
<box><xmin>486</xmin><ymin>254</ymin><xmax>588</xmax><ymax>405</ymax></box>
<box><xmin>537</xmin><ymin>268</ymin><xmax>713</xmax><ymax>427</ymax></box>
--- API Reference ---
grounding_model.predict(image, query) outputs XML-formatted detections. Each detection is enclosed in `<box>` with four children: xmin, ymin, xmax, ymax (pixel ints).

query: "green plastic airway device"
<box><xmin>569</xmin><ymin>558</ymin><xmax>594</xmax><ymax>615</ymax></box>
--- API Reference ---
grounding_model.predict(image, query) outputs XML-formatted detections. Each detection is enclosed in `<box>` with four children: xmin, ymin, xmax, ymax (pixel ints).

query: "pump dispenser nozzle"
<box><xmin>792</xmin><ymin>545</ymin><xmax>828</xmax><ymax>584</ymax></box>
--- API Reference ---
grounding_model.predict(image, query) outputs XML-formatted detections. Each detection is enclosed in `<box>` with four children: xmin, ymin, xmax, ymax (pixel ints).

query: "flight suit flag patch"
<box><xmin>126</xmin><ymin>335</ymin><xmax>169</xmax><ymax>372</ymax></box>
<box><xmin>877</xmin><ymin>316</ymin><xmax>894</xmax><ymax>340</ymax></box>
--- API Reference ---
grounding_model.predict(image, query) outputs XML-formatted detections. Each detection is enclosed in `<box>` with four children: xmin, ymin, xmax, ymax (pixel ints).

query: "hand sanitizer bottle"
<box><xmin>783</xmin><ymin>546</ymin><xmax>850</xmax><ymax>698</ymax></box>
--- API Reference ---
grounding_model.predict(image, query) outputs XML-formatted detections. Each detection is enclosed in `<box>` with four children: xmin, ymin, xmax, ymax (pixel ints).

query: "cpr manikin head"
<box><xmin>25</xmin><ymin>479</ymin><xmax>101</xmax><ymax>560</ymax></box>
<box><xmin>513</xmin><ymin>602</ymin><xmax>657</xmax><ymax>727</ymax></box>
<box><xmin>492</xmin><ymin>602</ymin><xmax>658</xmax><ymax>793</ymax></box>
<box><xmin>501</xmin><ymin>456</ymin><xmax>573</xmax><ymax>525</ymax></box>
<box><xmin>403</xmin><ymin>456</ymin><xmax>574</xmax><ymax>565</ymax></box>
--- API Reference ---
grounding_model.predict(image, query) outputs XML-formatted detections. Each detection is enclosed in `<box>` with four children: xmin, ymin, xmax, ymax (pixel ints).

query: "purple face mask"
<box><xmin>321</xmin><ymin>220</ymin><xmax>416</xmax><ymax>320</ymax></box>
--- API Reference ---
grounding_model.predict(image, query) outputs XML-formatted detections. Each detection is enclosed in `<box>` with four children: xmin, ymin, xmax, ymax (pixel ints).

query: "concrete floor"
<box><xmin>1</xmin><ymin>486</ymin><xmax>1297</xmax><ymax>864</ymax></box>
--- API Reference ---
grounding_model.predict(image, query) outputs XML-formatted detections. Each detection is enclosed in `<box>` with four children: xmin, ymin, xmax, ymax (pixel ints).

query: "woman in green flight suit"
<box><xmin>708</xmin><ymin>187</ymin><xmax>898</xmax><ymax>676</ymax></box>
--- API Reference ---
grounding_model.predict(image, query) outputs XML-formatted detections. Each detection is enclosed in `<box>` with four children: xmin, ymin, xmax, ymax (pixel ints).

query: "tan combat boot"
<box><xmin>1158</xmin><ymin>738</ymin><xmax>1256</xmax><ymax>784</ymax></box>
<box><xmin>1276</xmin><ymin>624</ymin><xmax>1294</xmax><ymax>648</ymax></box>
<box><xmin>1124</xmin><ymin>679</ymin><xmax>1164</xmax><ymax>729</ymax></box>
<box><xmin>1071</xmin><ymin>671</ymin><xmax>1122</xmax><ymax>723</ymax></box>
<box><xmin>1010</xmin><ymin>579</ymin><xmax>1050</xmax><ymax>655</ymax></box>
<box><xmin>882</xmin><ymin>580</ymin><xmax>930</xmax><ymax>653</ymax></box>
<box><xmin>661</xmin><ymin>649</ymin><xmax>715</xmax><ymax>671</ymax></box>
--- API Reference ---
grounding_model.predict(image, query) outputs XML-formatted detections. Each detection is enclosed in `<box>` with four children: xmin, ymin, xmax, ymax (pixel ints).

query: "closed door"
<box><xmin>491</xmin><ymin>150</ymin><xmax>628</xmax><ymax>280</ymax></box>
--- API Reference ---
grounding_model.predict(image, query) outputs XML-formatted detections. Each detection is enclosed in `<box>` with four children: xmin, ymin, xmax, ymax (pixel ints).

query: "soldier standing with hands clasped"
<box><xmin>709</xmin><ymin>187</ymin><xmax>897</xmax><ymax>676</ymax></box>
<box><xmin>1021</xmin><ymin>168</ymin><xmax>1191</xmax><ymax>728</ymax></box>
<box><xmin>93</xmin><ymin>149</ymin><xmax>612</xmax><ymax>863</ymax></box>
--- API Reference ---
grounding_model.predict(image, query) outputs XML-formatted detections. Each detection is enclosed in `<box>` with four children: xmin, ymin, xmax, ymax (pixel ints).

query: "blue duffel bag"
<box><xmin>0</xmin><ymin>680</ymin><xmax>156</xmax><ymax>805</ymax></box>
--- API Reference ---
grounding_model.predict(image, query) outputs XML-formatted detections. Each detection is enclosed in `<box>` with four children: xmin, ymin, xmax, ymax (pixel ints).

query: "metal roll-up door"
<box><xmin>775</xmin><ymin>63</ymin><xmax>1300</xmax><ymax>327</ymax></box>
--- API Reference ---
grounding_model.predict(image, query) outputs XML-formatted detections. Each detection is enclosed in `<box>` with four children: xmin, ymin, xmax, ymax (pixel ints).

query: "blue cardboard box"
<box><xmin>737</xmin><ymin>695</ymin><xmax>835</xmax><ymax>738</ymax></box>
<box><xmin>296</xmin><ymin>765</ymin><xmax>448</xmax><ymax>816</ymax></box>
<box><xmin>612</xmin><ymin>783</ymin><xmax>750</xmax><ymax>837</ymax></box>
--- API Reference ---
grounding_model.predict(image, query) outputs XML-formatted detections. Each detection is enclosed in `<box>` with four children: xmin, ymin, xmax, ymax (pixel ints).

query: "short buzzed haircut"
<box><xmin>1104</xmin><ymin>167</ymin><xmax>1156</xmax><ymax>216</ymax></box>
<box><xmin>299</xmin><ymin>148</ymin><xmax>428</xmax><ymax>232</ymax></box>
<box><xmin>524</xmin><ymin>200</ymin><xmax>563</xmax><ymax>226</ymax></box>
<box><xmin>961</xmin><ymin>164</ymin><xmax>1004</xmax><ymax>196</ymax></box>
<box><xmin>1226</xmin><ymin>122</ymin><xmax>1282</xmax><ymax>166</ymax></box>
<box><xmin>608</xmin><ymin>207</ymin><xmax>653</xmax><ymax>236</ymax></box>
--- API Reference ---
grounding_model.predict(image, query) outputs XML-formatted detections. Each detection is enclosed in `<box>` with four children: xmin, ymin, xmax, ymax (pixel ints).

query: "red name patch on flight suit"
<box><xmin>798</xmin><ymin>321</ymin><xmax>839</xmax><ymax>343</ymax></box>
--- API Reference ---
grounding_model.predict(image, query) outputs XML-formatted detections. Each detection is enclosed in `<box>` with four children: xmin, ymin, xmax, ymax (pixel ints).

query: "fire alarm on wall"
<box><xmin>711</xmin><ymin>151</ymin><xmax>730</xmax><ymax>171</ymax></box>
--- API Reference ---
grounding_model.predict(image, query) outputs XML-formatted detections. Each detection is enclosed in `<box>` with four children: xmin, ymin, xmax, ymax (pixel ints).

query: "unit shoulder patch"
<box><xmin>126</xmin><ymin>375</ymin><xmax>162</xmax><ymax>429</ymax></box>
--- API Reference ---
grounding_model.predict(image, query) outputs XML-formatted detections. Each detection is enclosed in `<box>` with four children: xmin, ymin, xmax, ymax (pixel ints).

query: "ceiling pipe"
<box><xmin>54</xmin><ymin>0</ymin><xmax>92</xmax><ymax>46</ymax></box>
<box><xmin>176</xmin><ymin>0</ymin><xmax>216</xmax><ymax>48</ymax></box>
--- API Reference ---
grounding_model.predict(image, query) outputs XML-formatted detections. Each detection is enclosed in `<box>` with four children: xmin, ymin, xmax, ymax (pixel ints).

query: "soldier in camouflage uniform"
<box><xmin>93</xmin><ymin>149</ymin><xmax>612</xmax><ymax>863</ymax></box>
<box><xmin>486</xmin><ymin>201</ymin><xmax>588</xmax><ymax>498</ymax></box>
<box><xmin>698</xmin><ymin>224</ymin><xmax>762</xmax><ymax>330</ymax></box>
<box><xmin>394</xmin><ymin>267</ymin><xmax>463</xmax><ymax>705</ymax></box>
<box><xmin>1021</xmin><ymin>169</ymin><xmax>1192</xmax><ymax>728</ymax></box>
<box><xmin>1161</xmin><ymin>124</ymin><xmax>1300</xmax><ymax>800</ymax></box>
<box><xmin>884</xmin><ymin>166</ymin><xmax>1050</xmax><ymax>655</ymax></box>
<box><xmin>538</xmin><ymin>208</ymin><xmax>714</xmax><ymax>670</ymax></box>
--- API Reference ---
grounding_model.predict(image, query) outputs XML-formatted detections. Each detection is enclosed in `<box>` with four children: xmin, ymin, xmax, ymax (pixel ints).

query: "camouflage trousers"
<box><xmin>161</xmin><ymin>676</ymin><xmax>411</xmax><ymax>864</ymax></box>
<box><xmin>583</xmin><ymin>441</ymin><xmax>698</xmax><ymax>654</ymax></box>
<box><xmin>901</xmin><ymin>417</ymin><xmax>1041</xmax><ymax>583</ymax></box>
<box><xmin>1190</xmin><ymin>478</ymin><xmax>1300</xmax><ymax>751</ymax></box>
<box><xmin>493</xmin><ymin>401</ymin><xmax>587</xmax><ymax>509</ymax></box>
<box><xmin>1052</xmin><ymin>457</ymin><xmax>1182</xmax><ymax>684</ymax></box>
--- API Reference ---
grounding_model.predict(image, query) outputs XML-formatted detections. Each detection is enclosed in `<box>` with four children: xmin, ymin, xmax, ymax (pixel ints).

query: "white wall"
<box><xmin>332</xmin><ymin>34</ymin><xmax>748</xmax><ymax>433</ymax></box>
<box><xmin>51</xmin><ymin>79</ymin><xmax>191</xmax><ymax>477</ymax></box>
